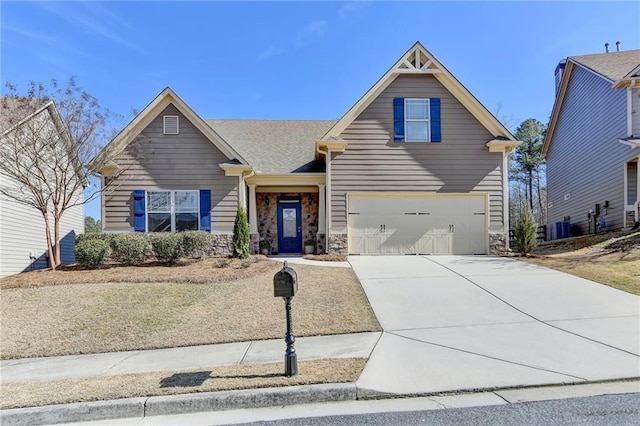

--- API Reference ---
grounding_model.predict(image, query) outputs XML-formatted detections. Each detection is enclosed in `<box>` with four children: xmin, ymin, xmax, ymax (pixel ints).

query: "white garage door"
<box><xmin>348</xmin><ymin>195</ymin><xmax>487</xmax><ymax>255</ymax></box>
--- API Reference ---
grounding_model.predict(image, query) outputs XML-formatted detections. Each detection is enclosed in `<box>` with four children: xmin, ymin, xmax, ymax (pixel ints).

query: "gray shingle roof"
<box><xmin>570</xmin><ymin>50</ymin><xmax>640</xmax><ymax>81</ymax></box>
<box><xmin>205</xmin><ymin>119</ymin><xmax>337</xmax><ymax>174</ymax></box>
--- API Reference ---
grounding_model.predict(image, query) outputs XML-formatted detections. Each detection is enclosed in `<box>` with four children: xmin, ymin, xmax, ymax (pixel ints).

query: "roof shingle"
<box><xmin>206</xmin><ymin>119</ymin><xmax>337</xmax><ymax>174</ymax></box>
<box><xmin>570</xmin><ymin>50</ymin><xmax>640</xmax><ymax>81</ymax></box>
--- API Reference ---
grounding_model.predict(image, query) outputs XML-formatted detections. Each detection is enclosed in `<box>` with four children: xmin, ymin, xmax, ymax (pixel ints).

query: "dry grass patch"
<box><xmin>0</xmin><ymin>256</ymin><xmax>272</xmax><ymax>289</ymax></box>
<box><xmin>0</xmin><ymin>358</ymin><xmax>366</xmax><ymax>409</ymax></box>
<box><xmin>523</xmin><ymin>231</ymin><xmax>640</xmax><ymax>295</ymax></box>
<box><xmin>1</xmin><ymin>261</ymin><xmax>380</xmax><ymax>359</ymax></box>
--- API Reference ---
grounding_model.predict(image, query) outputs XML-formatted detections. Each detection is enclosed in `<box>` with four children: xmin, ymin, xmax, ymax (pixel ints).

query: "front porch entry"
<box><xmin>247</xmin><ymin>185</ymin><xmax>326</xmax><ymax>255</ymax></box>
<box><xmin>624</xmin><ymin>159</ymin><xmax>640</xmax><ymax>227</ymax></box>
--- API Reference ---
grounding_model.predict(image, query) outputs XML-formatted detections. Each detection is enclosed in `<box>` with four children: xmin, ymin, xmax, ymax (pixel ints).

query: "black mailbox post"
<box><xmin>273</xmin><ymin>261</ymin><xmax>298</xmax><ymax>298</ymax></box>
<box><xmin>273</xmin><ymin>261</ymin><xmax>298</xmax><ymax>376</ymax></box>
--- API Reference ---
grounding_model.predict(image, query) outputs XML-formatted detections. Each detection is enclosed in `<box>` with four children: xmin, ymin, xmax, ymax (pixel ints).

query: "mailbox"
<box><xmin>273</xmin><ymin>261</ymin><xmax>298</xmax><ymax>298</ymax></box>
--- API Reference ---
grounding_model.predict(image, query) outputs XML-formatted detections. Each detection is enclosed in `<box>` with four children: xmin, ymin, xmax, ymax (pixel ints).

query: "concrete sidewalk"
<box><xmin>0</xmin><ymin>332</ymin><xmax>380</xmax><ymax>384</ymax></box>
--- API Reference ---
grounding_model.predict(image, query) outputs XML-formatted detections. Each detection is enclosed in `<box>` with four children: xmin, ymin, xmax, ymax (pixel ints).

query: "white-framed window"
<box><xmin>163</xmin><ymin>115</ymin><xmax>179</xmax><ymax>135</ymax></box>
<box><xmin>147</xmin><ymin>190</ymin><xmax>199</xmax><ymax>232</ymax></box>
<box><xmin>404</xmin><ymin>99</ymin><xmax>430</xmax><ymax>142</ymax></box>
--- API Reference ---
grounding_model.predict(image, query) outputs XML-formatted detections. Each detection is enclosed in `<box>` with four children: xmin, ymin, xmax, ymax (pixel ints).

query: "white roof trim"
<box><xmin>1</xmin><ymin>100</ymin><xmax>54</xmax><ymax>135</ymax></box>
<box><xmin>613</xmin><ymin>63</ymin><xmax>640</xmax><ymax>88</ymax></box>
<box><xmin>321</xmin><ymin>42</ymin><xmax>515</xmax><ymax>141</ymax></box>
<box><xmin>486</xmin><ymin>139</ymin><xmax>521</xmax><ymax>153</ymax></box>
<box><xmin>543</xmin><ymin>60</ymin><xmax>575</xmax><ymax>156</ymax></box>
<box><xmin>619</xmin><ymin>138</ymin><xmax>640</xmax><ymax>148</ymax></box>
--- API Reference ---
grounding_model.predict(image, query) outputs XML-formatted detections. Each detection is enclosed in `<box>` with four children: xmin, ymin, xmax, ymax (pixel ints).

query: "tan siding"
<box><xmin>331</xmin><ymin>74</ymin><xmax>504</xmax><ymax>231</ymax></box>
<box><xmin>104</xmin><ymin>104</ymin><xmax>238</xmax><ymax>232</ymax></box>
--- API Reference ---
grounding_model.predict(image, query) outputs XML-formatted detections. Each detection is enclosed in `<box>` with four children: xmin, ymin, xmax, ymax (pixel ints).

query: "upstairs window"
<box><xmin>405</xmin><ymin>99</ymin><xmax>430</xmax><ymax>142</ymax></box>
<box><xmin>394</xmin><ymin>97</ymin><xmax>441</xmax><ymax>143</ymax></box>
<box><xmin>163</xmin><ymin>115</ymin><xmax>179</xmax><ymax>134</ymax></box>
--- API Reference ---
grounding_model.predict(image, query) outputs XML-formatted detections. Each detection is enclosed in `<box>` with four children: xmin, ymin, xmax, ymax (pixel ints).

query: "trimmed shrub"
<box><xmin>74</xmin><ymin>238</ymin><xmax>108</xmax><ymax>268</ymax></box>
<box><xmin>110</xmin><ymin>233</ymin><xmax>147</xmax><ymax>265</ymax></box>
<box><xmin>181</xmin><ymin>231</ymin><xmax>210</xmax><ymax>259</ymax></box>
<box><xmin>232</xmin><ymin>207</ymin><xmax>250</xmax><ymax>259</ymax></box>
<box><xmin>76</xmin><ymin>232</ymin><xmax>112</xmax><ymax>245</ymax></box>
<box><xmin>150</xmin><ymin>233</ymin><xmax>183</xmax><ymax>264</ymax></box>
<box><xmin>514</xmin><ymin>205</ymin><xmax>537</xmax><ymax>255</ymax></box>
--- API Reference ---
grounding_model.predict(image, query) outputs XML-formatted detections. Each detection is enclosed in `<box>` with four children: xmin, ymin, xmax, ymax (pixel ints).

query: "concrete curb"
<box><xmin>2</xmin><ymin>380</ymin><xmax>637</xmax><ymax>425</ymax></box>
<box><xmin>146</xmin><ymin>383</ymin><xmax>357</xmax><ymax>417</ymax></box>
<box><xmin>0</xmin><ymin>397</ymin><xmax>147</xmax><ymax>426</ymax></box>
<box><xmin>0</xmin><ymin>383</ymin><xmax>357</xmax><ymax>426</ymax></box>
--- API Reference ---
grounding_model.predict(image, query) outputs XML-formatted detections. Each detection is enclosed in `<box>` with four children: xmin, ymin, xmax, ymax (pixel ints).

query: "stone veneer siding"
<box><xmin>328</xmin><ymin>233</ymin><xmax>348</xmax><ymax>255</ymax></box>
<box><xmin>208</xmin><ymin>234</ymin><xmax>233</xmax><ymax>257</ymax></box>
<box><xmin>489</xmin><ymin>232</ymin><xmax>508</xmax><ymax>255</ymax></box>
<box><xmin>256</xmin><ymin>192</ymin><xmax>319</xmax><ymax>254</ymax></box>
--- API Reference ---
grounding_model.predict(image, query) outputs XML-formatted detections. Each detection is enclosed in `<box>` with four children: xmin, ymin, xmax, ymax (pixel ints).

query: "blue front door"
<box><xmin>277</xmin><ymin>199</ymin><xmax>302</xmax><ymax>254</ymax></box>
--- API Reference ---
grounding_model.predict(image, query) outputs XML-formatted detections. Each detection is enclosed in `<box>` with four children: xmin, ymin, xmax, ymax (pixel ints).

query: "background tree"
<box><xmin>511</xmin><ymin>118</ymin><xmax>547</xmax><ymax>226</ymax></box>
<box><xmin>0</xmin><ymin>78</ymin><xmax>115</xmax><ymax>269</ymax></box>
<box><xmin>84</xmin><ymin>216</ymin><xmax>102</xmax><ymax>233</ymax></box>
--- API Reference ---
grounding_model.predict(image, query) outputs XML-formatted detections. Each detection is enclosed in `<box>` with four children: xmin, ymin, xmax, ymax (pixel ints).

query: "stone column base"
<box><xmin>328</xmin><ymin>233</ymin><xmax>348</xmax><ymax>255</ymax></box>
<box><xmin>250</xmin><ymin>233</ymin><xmax>260</xmax><ymax>255</ymax></box>
<box><xmin>315</xmin><ymin>233</ymin><xmax>326</xmax><ymax>254</ymax></box>
<box><xmin>489</xmin><ymin>233</ymin><xmax>509</xmax><ymax>255</ymax></box>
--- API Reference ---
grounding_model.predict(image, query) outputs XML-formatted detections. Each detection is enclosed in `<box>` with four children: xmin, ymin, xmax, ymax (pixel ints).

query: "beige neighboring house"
<box><xmin>0</xmin><ymin>99</ymin><xmax>84</xmax><ymax>277</ymax></box>
<box><xmin>94</xmin><ymin>42</ymin><xmax>519</xmax><ymax>256</ymax></box>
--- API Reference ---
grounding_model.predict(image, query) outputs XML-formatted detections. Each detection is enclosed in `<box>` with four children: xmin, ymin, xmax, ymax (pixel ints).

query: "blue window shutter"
<box><xmin>199</xmin><ymin>190</ymin><xmax>211</xmax><ymax>232</ymax></box>
<box><xmin>133</xmin><ymin>190</ymin><xmax>146</xmax><ymax>232</ymax></box>
<box><xmin>393</xmin><ymin>98</ymin><xmax>405</xmax><ymax>142</ymax></box>
<box><xmin>430</xmin><ymin>98</ymin><xmax>441</xmax><ymax>142</ymax></box>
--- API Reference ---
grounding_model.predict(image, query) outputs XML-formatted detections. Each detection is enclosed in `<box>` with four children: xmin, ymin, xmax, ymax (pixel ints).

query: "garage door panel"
<box><xmin>348</xmin><ymin>195</ymin><xmax>487</xmax><ymax>255</ymax></box>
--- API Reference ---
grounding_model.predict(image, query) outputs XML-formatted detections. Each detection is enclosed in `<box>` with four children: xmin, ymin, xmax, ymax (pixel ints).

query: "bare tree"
<box><xmin>0</xmin><ymin>78</ymin><xmax>115</xmax><ymax>269</ymax></box>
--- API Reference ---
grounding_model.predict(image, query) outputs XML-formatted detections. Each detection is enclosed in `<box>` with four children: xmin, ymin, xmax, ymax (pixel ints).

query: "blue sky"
<box><xmin>2</xmin><ymin>1</ymin><xmax>639</xmax><ymax>220</ymax></box>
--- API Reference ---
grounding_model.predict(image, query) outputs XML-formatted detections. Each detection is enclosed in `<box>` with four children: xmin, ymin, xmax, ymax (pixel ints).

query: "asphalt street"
<box><xmin>235</xmin><ymin>393</ymin><xmax>640</xmax><ymax>426</ymax></box>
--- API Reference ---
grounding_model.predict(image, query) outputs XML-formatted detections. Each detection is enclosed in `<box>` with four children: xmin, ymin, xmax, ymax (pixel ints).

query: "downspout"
<box><xmin>503</xmin><ymin>146</ymin><xmax>516</xmax><ymax>251</ymax></box>
<box><xmin>240</xmin><ymin>169</ymin><xmax>255</xmax><ymax>210</ymax></box>
<box><xmin>316</xmin><ymin>145</ymin><xmax>330</xmax><ymax>250</ymax></box>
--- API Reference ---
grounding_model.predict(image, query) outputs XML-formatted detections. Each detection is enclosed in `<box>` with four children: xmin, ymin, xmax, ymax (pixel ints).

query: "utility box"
<box><xmin>554</xmin><ymin>221</ymin><xmax>571</xmax><ymax>239</ymax></box>
<box><xmin>273</xmin><ymin>262</ymin><xmax>298</xmax><ymax>298</ymax></box>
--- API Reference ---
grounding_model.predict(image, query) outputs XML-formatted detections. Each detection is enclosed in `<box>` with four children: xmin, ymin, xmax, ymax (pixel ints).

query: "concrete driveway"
<box><xmin>349</xmin><ymin>255</ymin><xmax>640</xmax><ymax>396</ymax></box>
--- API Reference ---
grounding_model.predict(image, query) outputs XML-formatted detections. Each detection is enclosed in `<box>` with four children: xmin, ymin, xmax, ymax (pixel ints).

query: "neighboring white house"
<box><xmin>0</xmin><ymin>99</ymin><xmax>84</xmax><ymax>278</ymax></box>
